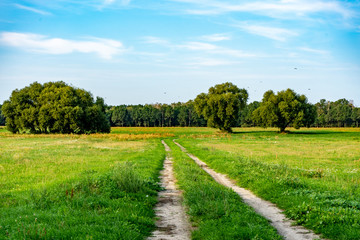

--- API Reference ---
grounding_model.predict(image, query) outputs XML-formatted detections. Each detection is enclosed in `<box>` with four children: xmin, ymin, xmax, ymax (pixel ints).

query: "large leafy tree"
<box><xmin>2</xmin><ymin>81</ymin><xmax>110</xmax><ymax>133</ymax></box>
<box><xmin>253</xmin><ymin>88</ymin><xmax>316</xmax><ymax>132</ymax></box>
<box><xmin>194</xmin><ymin>82</ymin><xmax>248</xmax><ymax>133</ymax></box>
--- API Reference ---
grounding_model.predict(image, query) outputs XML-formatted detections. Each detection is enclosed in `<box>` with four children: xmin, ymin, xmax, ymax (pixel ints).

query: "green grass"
<box><xmin>177</xmin><ymin>128</ymin><xmax>360</xmax><ymax>240</ymax></box>
<box><xmin>0</xmin><ymin>135</ymin><xmax>165</xmax><ymax>239</ymax></box>
<box><xmin>1</xmin><ymin>127</ymin><xmax>359</xmax><ymax>239</ymax></box>
<box><xmin>165</xmin><ymin>139</ymin><xmax>282</xmax><ymax>240</ymax></box>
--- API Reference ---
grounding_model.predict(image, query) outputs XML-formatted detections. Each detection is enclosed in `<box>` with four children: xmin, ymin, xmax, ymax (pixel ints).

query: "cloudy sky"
<box><xmin>1</xmin><ymin>0</ymin><xmax>359</xmax><ymax>105</ymax></box>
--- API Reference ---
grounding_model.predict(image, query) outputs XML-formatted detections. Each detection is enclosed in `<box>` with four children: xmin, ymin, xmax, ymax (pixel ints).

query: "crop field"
<box><xmin>0</xmin><ymin>126</ymin><xmax>359</xmax><ymax>239</ymax></box>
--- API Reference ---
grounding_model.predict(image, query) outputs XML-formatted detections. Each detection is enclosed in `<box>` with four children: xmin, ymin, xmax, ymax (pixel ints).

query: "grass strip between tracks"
<box><xmin>165</xmin><ymin>139</ymin><xmax>282</xmax><ymax>240</ymax></box>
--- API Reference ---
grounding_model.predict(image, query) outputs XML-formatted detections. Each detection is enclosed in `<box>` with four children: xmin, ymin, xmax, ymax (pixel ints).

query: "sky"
<box><xmin>0</xmin><ymin>0</ymin><xmax>359</xmax><ymax>106</ymax></box>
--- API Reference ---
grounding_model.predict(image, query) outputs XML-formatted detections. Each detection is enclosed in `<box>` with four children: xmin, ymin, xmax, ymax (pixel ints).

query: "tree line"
<box><xmin>107</xmin><ymin>102</ymin><xmax>206</xmax><ymax>127</ymax></box>
<box><xmin>1</xmin><ymin>81</ymin><xmax>359</xmax><ymax>133</ymax></box>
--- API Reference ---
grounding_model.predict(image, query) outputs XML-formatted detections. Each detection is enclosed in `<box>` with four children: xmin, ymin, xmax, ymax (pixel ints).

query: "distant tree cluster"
<box><xmin>1</xmin><ymin>81</ymin><xmax>110</xmax><ymax>133</ymax></box>
<box><xmin>108</xmin><ymin>101</ymin><xmax>206</xmax><ymax>128</ymax></box>
<box><xmin>314</xmin><ymin>99</ymin><xmax>360</xmax><ymax>127</ymax></box>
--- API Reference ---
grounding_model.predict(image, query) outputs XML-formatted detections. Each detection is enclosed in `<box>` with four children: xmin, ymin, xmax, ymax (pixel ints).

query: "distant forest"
<box><xmin>1</xmin><ymin>98</ymin><xmax>359</xmax><ymax>128</ymax></box>
<box><xmin>105</xmin><ymin>98</ymin><xmax>360</xmax><ymax>128</ymax></box>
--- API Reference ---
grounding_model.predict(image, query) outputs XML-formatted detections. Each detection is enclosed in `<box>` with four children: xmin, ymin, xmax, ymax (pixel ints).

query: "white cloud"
<box><xmin>103</xmin><ymin>0</ymin><xmax>131</xmax><ymax>6</ymax></box>
<box><xmin>200</xmin><ymin>33</ymin><xmax>231</xmax><ymax>42</ymax></box>
<box><xmin>299</xmin><ymin>47</ymin><xmax>329</xmax><ymax>55</ymax></box>
<box><xmin>174</xmin><ymin>0</ymin><xmax>354</xmax><ymax>19</ymax></box>
<box><xmin>14</xmin><ymin>4</ymin><xmax>52</xmax><ymax>16</ymax></box>
<box><xmin>188</xmin><ymin>57</ymin><xmax>238</xmax><ymax>66</ymax></box>
<box><xmin>237</xmin><ymin>24</ymin><xmax>299</xmax><ymax>41</ymax></box>
<box><xmin>178</xmin><ymin>41</ymin><xmax>218</xmax><ymax>51</ymax></box>
<box><xmin>0</xmin><ymin>32</ymin><xmax>124</xmax><ymax>59</ymax></box>
<box><xmin>104</xmin><ymin>0</ymin><xmax>115</xmax><ymax>4</ymax></box>
<box><xmin>142</xmin><ymin>36</ymin><xmax>170</xmax><ymax>46</ymax></box>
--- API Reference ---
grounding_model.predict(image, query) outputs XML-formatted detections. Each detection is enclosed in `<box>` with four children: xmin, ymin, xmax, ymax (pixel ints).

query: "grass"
<box><xmin>177</xmin><ymin>127</ymin><xmax>360</xmax><ymax>240</ymax></box>
<box><xmin>165</xmin><ymin>139</ymin><xmax>282</xmax><ymax>240</ymax></box>
<box><xmin>1</xmin><ymin>126</ymin><xmax>359</xmax><ymax>239</ymax></box>
<box><xmin>0</xmin><ymin>134</ymin><xmax>165</xmax><ymax>239</ymax></box>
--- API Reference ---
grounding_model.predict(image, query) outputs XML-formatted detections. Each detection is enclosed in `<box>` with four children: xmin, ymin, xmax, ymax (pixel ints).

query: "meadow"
<box><xmin>177</xmin><ymin>127</ymin><xmax>360</xmax><ymax>239</ymax></box>
<box><xmin>0</xmin><ymin>126</ymin><xmax>359</xmax><ymax>239</ymax></box>
<box><xmin>0</xmin><ymin>129</ymin><xmax>165</xmax><ymax>239</ymax></box>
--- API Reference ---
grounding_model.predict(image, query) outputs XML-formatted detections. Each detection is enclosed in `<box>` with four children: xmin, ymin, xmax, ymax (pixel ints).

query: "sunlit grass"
<box><xmin>0</xmin><ymin>134</ymin><xmax>165</xmax><ymax>239</ymax></box>
<box><xmin>177</xmin><ymin>127</ymin><xmax>360</xmax><ymax>239</ymax></box>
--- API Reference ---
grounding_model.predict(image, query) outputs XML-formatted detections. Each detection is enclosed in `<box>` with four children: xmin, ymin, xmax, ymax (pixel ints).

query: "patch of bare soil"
<box><xmin>174</xmin><ymin>140</ymin><xmax>322</xmax><ymax>240</ymax></box>
<box><xmin>148</xmin><ymin>141</ymin><xmax>191</xmax><ymax>240</ymax></box>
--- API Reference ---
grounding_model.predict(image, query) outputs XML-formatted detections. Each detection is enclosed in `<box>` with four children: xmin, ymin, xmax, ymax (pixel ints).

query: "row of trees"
<box><xmin>1</xmin><ymin>81</ymin><xmax>359</xmax><ymax>133</ymax></box>
<box><xmin>108</xmin><ymin>102</ymin><xmax>206</xmax><ymax>127</ymax></box>
<box><xmin>239</xmin><ymin>98</ymin><xmax>360</xmax><ymax>128</ymax></box>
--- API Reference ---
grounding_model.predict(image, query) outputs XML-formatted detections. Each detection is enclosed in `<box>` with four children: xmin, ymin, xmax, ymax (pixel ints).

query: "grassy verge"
<box><xmin>177</xmin><ymin>128</ymin><xmax>360</xmax><ymax>239</ymax></box>
<box><xmin>0</xmin><ymin>136</ymin><xmax>164</xmax><ymax>239</ymax></box>
<box><xmin>165</xmin><ymin>139</ymin><xmax>282</xmax><ymax>240</ymax></box>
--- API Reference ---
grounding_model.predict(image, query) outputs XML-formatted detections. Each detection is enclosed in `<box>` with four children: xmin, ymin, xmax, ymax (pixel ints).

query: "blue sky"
<box><xmin>1</xmin><ymin>0</ymin><xmax>359</xmax><ymax>106</ymax></box>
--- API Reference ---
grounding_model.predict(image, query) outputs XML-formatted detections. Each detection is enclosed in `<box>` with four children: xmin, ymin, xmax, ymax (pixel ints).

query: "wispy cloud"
<box><xmin>14</xmin><ymin>4</ymin><xmax>52</xmax><ymax>16</ymax></box>
<box><xmin>188</xmin><ymin>57</ymin><xmax>239</xmax><ymax>67</ymax></box>
<box><xmin>142</xmin><ymin>36</ymin><xmax>170</xmax><ymax>46</ymax></box>
<box><xmin>200</xmin><ymin>33</ymin><xmax>231</xmax><ymax>42</ymax></box>
<box><xmin>178</xmin><ymin>41</ymin><xmax>255</xmax><ymax>58</ymax></box>
<box><xmin>0</xmin><ymin>32</ymin><xmax>124</xmax><ymax>59</ymax></box>
<box><xmin>236</xmin><ymin>24</ymin><xmax>299</xmax><ymax>41</ymax></box>
<box><xmin>174</xmin><ymin>0</ymin><xmax>354</xmax><ymax>19</ymax></box>
<box><xmin>299</xmin><ymin>47</ymin><xmax>329</xmax><ymax>55</ymax></box>
<box><xmin>178</xmin><ymin>41</ymin><xmax>218</xmax><ymax>51</ymax></box>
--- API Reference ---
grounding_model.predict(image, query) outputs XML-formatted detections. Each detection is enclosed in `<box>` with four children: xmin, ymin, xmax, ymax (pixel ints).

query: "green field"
<box><xmin>177</xmin><ymin>127</ymin><xmax>360</xmax><ymax>239</ymax></box>
<box><xmin>1</xmin><ymin>127</ymin><xmax>359</xmax><ymax>239</ymax></box>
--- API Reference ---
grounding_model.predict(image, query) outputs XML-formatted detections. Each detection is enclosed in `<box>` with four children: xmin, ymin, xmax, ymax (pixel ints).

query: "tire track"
<box><xmin>174</xmin><ymin>140</ymin><xmax>321</xmax><ymax>240</ymax></box>
<box><xmin>148</xmin><ymin>140</ymin><xmax>191</xmax><ymax>240</ymax></box>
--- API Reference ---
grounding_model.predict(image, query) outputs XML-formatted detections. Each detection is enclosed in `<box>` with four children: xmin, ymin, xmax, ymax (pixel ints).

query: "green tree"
<box><xmin>2</xmin><ymin>81</ymin><xmax>110</xmax><ymax>134</ymax></box>
<box><xmin>194</xmin><ymin>82</ymin><xmax>248</xmax><ymax>133</ymax></box>
<box><xmin>239</xmin><ymin>101</ymin><xmax>260</xmax><ymax>127</ymax></box>
<box><xmin>0</xmin><ymin>104</ymin><xmax>5</xmax><ymax>126</ymax></box>
<box><xmin>111</xmin><ymin>105</ymin><xmax>129</xmax><ymax>127</ymax></box>
<box><xmin>351</xmin><ymin>107</ymin><xmax>360</xmax><ymax>127</ymax></box>
<box><xmin>315</xmin><ymin>99</ymin><xmax>329</xmax><ymax>127</ymax></box>
<box><xmin>253</xmin><ymin>88</ymin><xmax>315</xmax><ymax>132</ymax></box>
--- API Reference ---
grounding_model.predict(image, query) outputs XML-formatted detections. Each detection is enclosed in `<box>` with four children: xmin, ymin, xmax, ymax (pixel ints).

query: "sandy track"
<box><xmin>148</xmin><ymin>140</ymin><xmax>191</xmax><ymax>240</ymax></box>
<box><xmin>174</xmin><ymin>140</ymin><xmax>321</xmax><ymax>240</ymax></box>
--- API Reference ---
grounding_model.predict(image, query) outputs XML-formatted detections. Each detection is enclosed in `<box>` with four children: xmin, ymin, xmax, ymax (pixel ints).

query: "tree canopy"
<box><xmin>1</xmin><ymin>81</ymin><xmax>110</xmax><ymax>134</ymax></box>
<box><xmin>194</xmin><ymin>82</ymin><xmax>248</xmax><ymax>133</ymax></box>
<box><xmin>0</xmin><ymin>104</ymin><xmax>5</xmax><ymax>126</ymax></box>
<box><xmin>253</xmin><ymin>89</ymin><xmax>316</xmax><ymax>132</ymax></box>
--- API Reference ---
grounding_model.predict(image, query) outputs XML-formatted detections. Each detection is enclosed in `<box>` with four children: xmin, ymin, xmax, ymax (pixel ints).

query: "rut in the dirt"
<box><xmin>148</xmin><ymin>140</ymin><xmax>191</xmax><ymax>240</ymax></box>
<box><xmin>174</xmin><ymin>140</ymin><xmax>321</xmax><ymax>240</ymax></box>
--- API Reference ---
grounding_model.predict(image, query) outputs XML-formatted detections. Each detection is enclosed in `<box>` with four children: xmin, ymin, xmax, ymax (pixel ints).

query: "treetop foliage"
<box><xmin>194</xmin><ymin>82</ymin><xmax>248</xmax><ymax>133</ymax></box>
<box><xmin>1</xmin><ymin>81</ymin><xmax>110</xmax><ymax>133</ymax></box>
<box><xmin>253</xmin><ymin>88</ymin><xmax>316</xmax><ymax>132</ymax></box>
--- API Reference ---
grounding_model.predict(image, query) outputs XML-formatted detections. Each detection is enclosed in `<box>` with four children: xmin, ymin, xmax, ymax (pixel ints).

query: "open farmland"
<box><xmin>0</xmin><ymin>127</ymin><xmax>359</xmax><ymax>239</ymax></box>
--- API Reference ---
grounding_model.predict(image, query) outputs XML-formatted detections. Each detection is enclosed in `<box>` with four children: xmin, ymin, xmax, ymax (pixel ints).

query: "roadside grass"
<box><xmin>165</xmin><ymin>139</ymin><xmax>282</xmax><ymax>240</ymax></box>
<box><xmin>177</xmin><ymin>128</ymin><xmax>360</xmax><ymax>239</ymax></box>
<box><xmin>0</xmin><ymin>136</ymin><xmax>164</xmax><ymax>239</ymax></box>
